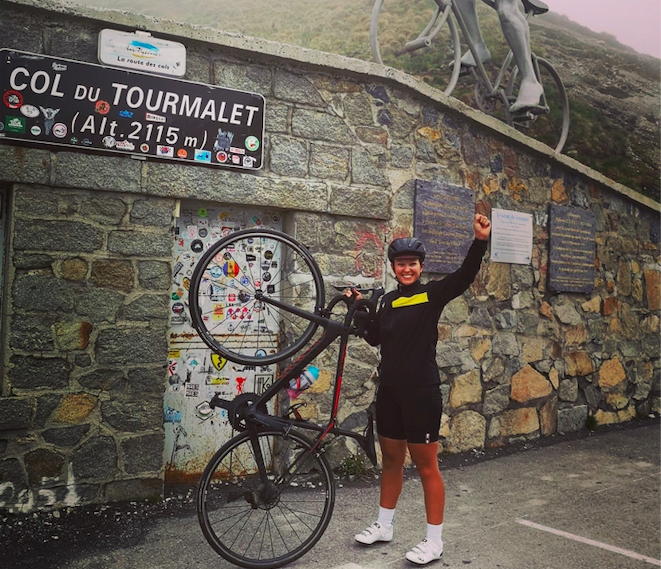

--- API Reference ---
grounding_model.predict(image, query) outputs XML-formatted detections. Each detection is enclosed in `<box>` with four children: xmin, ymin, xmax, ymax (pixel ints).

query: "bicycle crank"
<box><xmin>474</xmin><ymin>79</ymin><xmax>497</xmax><ymax>114</ymax></box>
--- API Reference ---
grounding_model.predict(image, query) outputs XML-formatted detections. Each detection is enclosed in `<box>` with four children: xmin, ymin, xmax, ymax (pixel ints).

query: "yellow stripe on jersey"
<box><xmin>392</xmin><ymin>292</ymin><xmax>429</xmax><ymax>308</ymax></box>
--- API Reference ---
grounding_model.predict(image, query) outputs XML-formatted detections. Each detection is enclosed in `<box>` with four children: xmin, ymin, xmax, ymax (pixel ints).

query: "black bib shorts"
<box><xmin>375</xmin><ymin>384</ymin><xmax>443</xmax><ymax>444</ymax></box>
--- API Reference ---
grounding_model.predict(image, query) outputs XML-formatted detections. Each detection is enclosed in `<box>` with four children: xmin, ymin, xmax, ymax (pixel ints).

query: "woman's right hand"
<box><xmin>344</xmin><ymin>288</ymin><xmax>363</xmax><ymax>301</ymax></box>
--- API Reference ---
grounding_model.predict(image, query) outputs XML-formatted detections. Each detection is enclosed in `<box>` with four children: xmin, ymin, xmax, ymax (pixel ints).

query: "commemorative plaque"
<box><xmin>548</xmin><ymin>204</ymin><xmax>596</xmax><ymax>293</ymax></box>
<box><xmin>0</xmin><ymin>50</ymin><xmax>265</xmax><ymax>170</ymax></box>
<box><xmin>414</xmin><ymin>180</ymin><xmax>475</xmax><ymax>273</ymax></box>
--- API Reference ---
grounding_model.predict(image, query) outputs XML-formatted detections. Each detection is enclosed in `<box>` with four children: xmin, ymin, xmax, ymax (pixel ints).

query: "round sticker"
<box><xmin>264</xmin><ymin>250</ymin><xmax>273</xmax><ymax>260</ymax></box>
<box><xmin>216</xmin><ymin>151</ymin><xmax>228</xmax><ymax>163</ymax></box>
<box><xmin>177</xmin><ymin>148</ymin><xmax>187</xmax><ymax>158</ymax></box>
<box><xmin>262</xmin><ymin>272</ymin><xmax>272</xmax><ymax>282</ymax></box>
<box><xmin>198</xmin><ymin>208</ymin><xmax>208</xmax><ymax>218</ymax></box>
<box><xmin>140</xmin><ymin>143</ymin><xmax>150</xmax><ymax>153</ymax></box>
<box><xmin>95</xmin><ymin>100</ymin><xmax>111</xmax><ymax>115</ymax></box>
<box><xmin>20</xmin><ymin>104</ymin><xmax>39</xmax><ymax>118</ymax></box>
<box><xmin>172</xmin><ymin>302</ymin><xmax>184</xmax><ymax>314</ymax></box>
<box><xmin>102</xmin><ymin>136</ymin><xmax>116</xmax><ymax>148</ymax></box>
<box><xmin>182</xmin><ymin>277</ymin><xmax>191</xmax><ymax>290</ymax></box>
<box><xmin>199</xmin><ymin>228</ymin><xmax>208</xmax><ymax>238</ymax></box>
<box><xmin>52</xmin><ymin>123</ymin><xmax>67</xmax><ymax>138</ymax></box>
<box><xmin>30</xmin><ymin>125</ymin><xmax>41</xmax><ymax>136</ymax></box>
<box><xmin>3</xmin><ymin>90</ymin><xmax>23</xmax><ymax>109</ymax></box>
<box><xmin>245</xmin><ymin>136</ymin><xmax>260</xmax><ymax>151</ymax></box>
<box><xmin>191</xmin><ymin>239</ymin><xmax>204</xmax><ymax>253</ymax></box>
<box><xmin>209</xmin><ymin>266</ymin><xmax>223</xmax><ymax>278</ymax></box>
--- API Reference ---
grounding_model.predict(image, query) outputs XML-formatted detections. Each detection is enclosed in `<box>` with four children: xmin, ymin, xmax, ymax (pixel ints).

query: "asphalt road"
<box><xmin>4</xmin><ymin>420</ymin><xmax>660</xmax><ymax>569</ymax></box>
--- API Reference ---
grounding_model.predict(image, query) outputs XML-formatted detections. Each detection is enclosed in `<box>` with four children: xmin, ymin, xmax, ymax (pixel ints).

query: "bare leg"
<box><xmin>408</xmin><ymin>442</ymin><xmax>445</xmax><ymax>524</ymax></box>
<box><xmin>496</xmin><ymin>0</ymin><xmax>543</xmax><ymax>111</ymax></box>
<box><xmin>378</xmin><ymin>435</ymin><xmax>407</xmax><ymax>508</ymax></box>
<box><xmin>454</xmin><ymin>0</ymin><xmax>491</xmax><ymax>66</ymax></box>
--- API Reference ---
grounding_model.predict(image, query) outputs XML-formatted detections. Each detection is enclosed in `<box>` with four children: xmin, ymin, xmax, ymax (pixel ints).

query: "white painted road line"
<box><xmin>516</xmin><ymin>518</ymin><xmax>661</xmax><ymax>567</ymax></box>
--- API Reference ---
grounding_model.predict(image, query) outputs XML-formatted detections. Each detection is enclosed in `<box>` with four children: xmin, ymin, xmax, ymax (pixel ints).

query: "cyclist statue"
<box><xmin>456</xmin><ymin>0</ymin><xmax>543</xmax><ymax>112</ymax></box>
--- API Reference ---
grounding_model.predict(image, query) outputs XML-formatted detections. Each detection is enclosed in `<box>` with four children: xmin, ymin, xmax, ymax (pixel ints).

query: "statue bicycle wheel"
<box><xmin>370</xmin><ymin>0</ymin><xmax>462</xmax><ymax>96</ymax></box>
<box><xmin>189</xmin><ymin>228</ymin><xmax>325</xmax><ymax>366</ymax></box>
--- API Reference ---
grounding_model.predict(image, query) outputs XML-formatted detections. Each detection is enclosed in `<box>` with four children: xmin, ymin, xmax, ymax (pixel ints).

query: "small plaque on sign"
<box><xmin>414</xmin><ymin>180</ymin><xmax>475</xmax><ymax>273</ymax></box>
<box><xmin>548</xmin><ymin>205</ymin><xmax>596</xmax><ymax>293</ymax></box>
<box><xmin>98</xmin><ymin>29</ymin><xmax>186</xmax><ymax>77</ymax></box>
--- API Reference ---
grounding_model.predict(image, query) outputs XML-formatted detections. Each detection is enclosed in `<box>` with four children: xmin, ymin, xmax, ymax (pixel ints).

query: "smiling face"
<box><xmin>392</xmin><ymin>256</ymin><xmax>423</xmax><ymax>286</ymax></box>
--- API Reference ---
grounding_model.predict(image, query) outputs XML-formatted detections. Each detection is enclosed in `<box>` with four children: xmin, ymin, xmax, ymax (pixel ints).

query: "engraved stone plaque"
<box><xmin>414</xmin><ymin>180</ymin><xmax>475</xmax><ymax>273</ymax></box>
<box><xmin>548</xmin><ymin>204</ymin><xmax>596</xmax><ymax>293</ymax></box>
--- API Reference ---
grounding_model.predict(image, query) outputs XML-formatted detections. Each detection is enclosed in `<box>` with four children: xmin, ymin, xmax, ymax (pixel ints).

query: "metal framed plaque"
<box><xmin>414</xmin><ymin>180</ymin><xmax>475</xmax><ymax>273</ymax></box>
<box><xmin>548</xmin><ymin>204</ymin><xmax>596</xmax><ymax>293</ymax></box>
<box><xmin>0</xmin><ymin>50</ymin><xmax>265</xmax><ymax>170</ymax></box>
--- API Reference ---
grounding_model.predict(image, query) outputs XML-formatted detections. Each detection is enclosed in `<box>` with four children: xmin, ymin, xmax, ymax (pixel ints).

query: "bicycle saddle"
<box><xmin>521</xmin><ymin>0</ymin><xmax>549</xmax><ymax>15</ymax></box>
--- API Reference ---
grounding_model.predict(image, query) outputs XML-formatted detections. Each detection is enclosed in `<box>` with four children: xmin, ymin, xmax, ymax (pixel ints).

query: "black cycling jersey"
<box><xmin>366</xmin><ymin>238</ymin><xmax>488</xmax><ymax>388</ymax></box>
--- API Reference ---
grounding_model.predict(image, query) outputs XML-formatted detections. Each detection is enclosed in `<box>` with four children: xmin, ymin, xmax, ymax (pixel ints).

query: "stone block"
<box><xmin>436</xmin><ymin>344</ymin><xmax>464</xmax><ymax>368</ymax></box>
<box><xmin>14</xmin><ymin>187</ymin><xmax>58</xmax><ymax>216</ymax></box>
<box><xmin>215</xmin><ymin>61</ymin><xmax>273</xmax><ymax>95</ymax></box>
<box><xmin>274</xmin><ymin>69</ymin><xmax>325</xmax><ymax>106</ymax></box>
<box><xmin>329</xmin><ymin>186</ymin><xmax>389</xmax><ymax>220</ymax></box>
<box><xmin>71</xmin><ymin>436</ymin><xmax>118</xmax><ymax>480</ymax></box>
<box><xmin>50</xmin><ymin>25</ymin><xmax>97</xmax><ymax>62</ymax></box>
<box><xmin>137</xmin><ymin>261</ymin><xmax>172</xmax><ymax>291</ymax></box>
<box><xmin>120</xmin><ymin>294</ymin><xmax>170</xmax><ymax>321</ymax></box>
<box><xmin>0</xmin><ymin>147</ymin><xmax>50</xmax><ymax>184</ymax></box>
<box><xmin>500</xmin><ymin>407</ymin><xmax>539</xmax><ymax>437</ymax></box>
<box><xmin>554</xmin><ymin>301</ymin><xmax>582</xmax><ymax>325</ymax></box>
<box><xmin>495</xmin><ymin>310</ymin><xmax>517</xmax><ymax>329</ymax></box>
<box><xmin>292</xmin><ymin>109</ymin><xmax>353</xmax><ymax>145</ymax></box>
<box><xmin>54</xmin><ymin>321</ymin><xmax>93</xmax><ymax>350</ymax></box>
<box><xmin>356</xmin><ymin>127</ymin><xmax>388</xmax><ymax>146</ymax></box>
<box><xmin>61</xmin><ymin>258</ymin><xmax>88</xmax><ymax>281</ymax></box>
<box><xmin>557</xmin><ymin>405</ymin><xmax>588</xmax><ymax>433</ymax></box>
<box><xmin>470</xmin><ymin>338</ymin><xmax>491</xmax><ymax>362</ymax></box>
<box><xmin>80</xmin><ymin>196</ymin><xmax>127</xmax><ymax>225</ymax></box>
<box><xmin>35</xmin><ymin>395</ymin><xmax>62</xmax><ymax>428</ymax></box>
<box><xmin>483</xmin><ymin>385</ymin><xmax>510</xmax><ymax>415</ymax></box>
<box><xmin>78</xmin><ymin>370</ymin><xmax>124</xmax><ymax>392</ymax></box>
<box><xmin>449</xmin><ymin>369</ymin><xmax>482</xmax><ymax>409</ymax></box>
<box><xmin>53</xmin><ymin>393</ymin><xmax>97</xmax><ymax>424</ymax></box>
<box><xmin>130</xmin><ymin>200</ymin><xmax>174</xmax><ymax>227</ymax></box>
<box><xmin>447</xmin><ymin>411</ymin><xmax>486</xmax><ymax>452</ymax></box>
<box><xmin>539</xmin><ymin>396</ymin><xmax>558</xmax><ymax>435</ymax></box>
<box><xmin>644</xmin><ymin>269</ymin><xmax>660</xmax><ymax>310</ymax></box>
<box><xmin>14</xmin><ymin>219</ymin><xmax>104</xmax><ymax>253</ymax></box>
<box><xmin>269</xmin><ymin>136</ymin><xmax>309</xmax><ymax>177</ymax></box>
<box><xmin>265</xmin><ymin>102</ymin><xmax>290</xmax><ymax>134</ymax></box>
<box><xmin>91</xmin><ymin>260</ymin><xmax>135</xmax><ymax>292</ymax></box>
<box><xmin>25</xmin><ymin>448</ymin><xmax>65</xmax><ymax>485</ymax></box>
<box><xmin>101</xmin><ymin>400</ymin><xmax>163</xmax><ymax>432</ymax></box>
<box><xmin>558</xmin><ymin>378</ymin><xmax>578</xmax><ymax>402</ymax></box>
<box><xmin>255</xmin><ymin>180</ymin><xmax>328</xmax><ymax>213</ymax></box>
<box><xmin>486</xmin><ymin>263</ymin><xmax>511</xmax><ymax>300</ymax></box>
<box><xmin>14</xmin><ymin>274</ymin><xmax>75</xmax><ymax>313</ymax></box>
<box><xmin>564</xmin><ymin>351</ymin><xmax>594</xmax><ymax>377</ymax></box>
<box><xmin>9</xmin><ymin>315</ymin><xmax>55</xmax><ymax>351</ymax></box>
<box><xmin>52</xmin><ymin>153</ymin><xmax>141</xmax><ymax>192</ymax></box>
<box><xmin>391</xmin><ymin>145</ymin><xmax>415</xmax><ymax>169</ymax></box>
<box><xmin>42</xmin><ymin>425</ymin><xmax>90</xmax><ymax>447</ymax></box>
<box><xmin>511</xmin><ymin>365</ymin><xmax>552</xmax><ymax>403</ymax></box>
<box><xmin>121</xmin><ymin>434</ymin><xmax>164</xmax><ymax>474</ymax></box>
<box><xmin>75</xmin><ymin>286</ymin><xmax>124</xmax><ymax>322</ymax></box>
<box><xmin>351</xmin><ymin>147</ymin><xmax>387</xmax><ymax>186</ymax></box>
<box><xmin>127</xmin><ymin>367</ymin><xmax>168</xmax><ymax>395</ymax></box>
<box><xmin>96</xmin><ymin>328</ymin><xmax>167</xmax><ymax>365</ymax></box>
<box><xmin>309</xmin><ymin>144</ymin><xmax>350</xmax><ymax>180</ymax></box>
<box><xmin>104</xmin><ymin>478</ymin><xmax>163</xmax><ymax>504</ymax></box>
<box><xmin>470</xmin><ymin>306</ymin><xmax>492</xmax><ymax>329</ymax></box>
<box><xmin>492</xmin><ymin>332</ymin><xmax>519</xmax><ymax>357</ymax></box>
<box><xmin>598</xmin><ymin>357</ymin><xmax>626</xmax><ymax>389</ymax></box>
<box><xmin>108</xmin><ymin>231</ymin><xmax>172</xmax><ymax>257</ymax></box>
<box><xmin>0</xmin><ymin>459</ymin><xmax>28</xmax><ymax>504</ymax></box>
<box><xmin>441</xmin><ymin>297</ymin><xmax>469</xmax><ymax>324</ymax></box>
<box><xmin>9</xmin><ymin>356</ymin><xmax>70</xmax><ymax>390</ymax></box>
<box><xmin>0</xmin><ymin>396</ymin><xmax>34</xmax><ymax>430</ymax></box>
<box><xmin>343</xmin><ymin>94</ymin><xmax>374</xmax><ymax>126</ymax></box>
<box><xmin>13</xmin><ymin>253</ymin><xmax>54</xmax><ymax>270</ymax></box>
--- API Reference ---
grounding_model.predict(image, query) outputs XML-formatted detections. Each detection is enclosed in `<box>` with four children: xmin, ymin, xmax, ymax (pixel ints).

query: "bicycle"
<box><xmin>370</xmin><ymin>0</ymin><xmax>570</xmax><ymax>153</ymax></box>
<box><xmin>189</xmin><ymin>227</ymin><xmax>384</xmax><ymax>569</ymax></box>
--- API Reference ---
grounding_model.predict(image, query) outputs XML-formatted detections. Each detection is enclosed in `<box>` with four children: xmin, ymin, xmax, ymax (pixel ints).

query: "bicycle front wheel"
<box><xmin>506</xmin><ymin>56</ymin><xmax>570</xmax><ymax>153</ymax></box>
<box><xmin>197</xmin><ymin>429</ymin><xmax>336</xmax><ymax>569</ymax></box>
<box><xmin>370</xmin><ymin>0</ymin><xmax>461</xmax><ymax>96</ymax></box>
<box><xmin>190</xmin><ymin>228</ymin><xmax>325</xmax><ymax>366</ymax></box>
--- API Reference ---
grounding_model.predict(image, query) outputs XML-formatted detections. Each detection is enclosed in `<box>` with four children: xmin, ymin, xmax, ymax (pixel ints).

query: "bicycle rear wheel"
<box><xmin>506</xmin><ymin>56</ymin><xmax>570</xmax><ymax>153</ymax></box>
<box><xmin>197</xmin><ymin>429</ymin><xmax>335</xmax><ymax>569</ymax></box>
<box><xmin>370</xmin><ymin>0</ymin><xmax>461</xmax><ymax>96</ymax></box>
<box><xmin>190</xmin><ymin>228</ymin><xmax>325</xmax><ymax>366</ymax></box>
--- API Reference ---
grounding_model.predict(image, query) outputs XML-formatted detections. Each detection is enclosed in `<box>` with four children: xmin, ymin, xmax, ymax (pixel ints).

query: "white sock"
<box><xmin>377</xmin><ymin>506</ymin><xmax>395</xmax><ymax>528</ymax></box>
<box><xmin>426</xmin><ymin>522</ymin><xmax>443</xmax><ymax>544</ymax></box>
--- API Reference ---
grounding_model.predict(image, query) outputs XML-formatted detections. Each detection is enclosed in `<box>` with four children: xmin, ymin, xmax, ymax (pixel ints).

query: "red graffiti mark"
<box><xmin>236</xmin><ymin>377</ymin><xmax>247</xmax><ymax>394</ymax></box>
<box><xmin>355</xmin><ymin>228</ymin><xmax>386</xmax><ymax>278</ymax></box>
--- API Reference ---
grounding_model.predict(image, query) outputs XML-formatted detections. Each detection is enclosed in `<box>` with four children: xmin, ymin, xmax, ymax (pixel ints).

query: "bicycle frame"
<box><xmin>207</xmin><ymin>291</ymin><xmax>380</xmax><ymax>465</ymax></box>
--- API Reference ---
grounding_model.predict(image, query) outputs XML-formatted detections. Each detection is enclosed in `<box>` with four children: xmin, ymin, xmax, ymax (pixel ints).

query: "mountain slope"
<box><xmin>70</xmin><ymin>0</ymin><xmax>660</xmax><ymax>201</ymax></box>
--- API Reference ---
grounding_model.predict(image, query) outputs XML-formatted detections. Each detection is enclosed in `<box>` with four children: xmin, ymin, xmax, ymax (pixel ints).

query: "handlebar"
<box><xmin>327</xmin><ymin>285</ymin><xmax>384</xmax><ymax>338</ymax></box>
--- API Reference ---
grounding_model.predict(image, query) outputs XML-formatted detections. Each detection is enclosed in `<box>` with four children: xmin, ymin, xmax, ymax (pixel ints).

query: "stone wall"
<box><xmin>0</xmin><ymin>0</ymin><xmax>659</xmax><ymax>513</ymax></box>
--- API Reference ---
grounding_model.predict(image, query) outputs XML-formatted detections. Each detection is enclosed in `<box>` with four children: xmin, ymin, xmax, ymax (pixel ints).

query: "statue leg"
<box><xmin>496</xmin><ymin>0</ymin><xmax>543</xmax><ymax>111</ymax></box>
<box><xmin>454</xmin><ymin>0</ymin><xmax>491</xmax><ymax>67</ymax></box>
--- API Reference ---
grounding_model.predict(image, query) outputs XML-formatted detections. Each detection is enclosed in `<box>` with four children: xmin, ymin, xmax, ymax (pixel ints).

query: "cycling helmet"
<box><xmin>387</xmin><ymin>237</ymin><xmax>426</xmax><ymax>262</ymax></box>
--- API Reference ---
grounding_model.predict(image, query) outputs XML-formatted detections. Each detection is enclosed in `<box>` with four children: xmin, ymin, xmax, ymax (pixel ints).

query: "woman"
<box><xmin>353</xmin><ymin>213</ymin><xmax>491</xmax><ymax>565</ymax></box>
